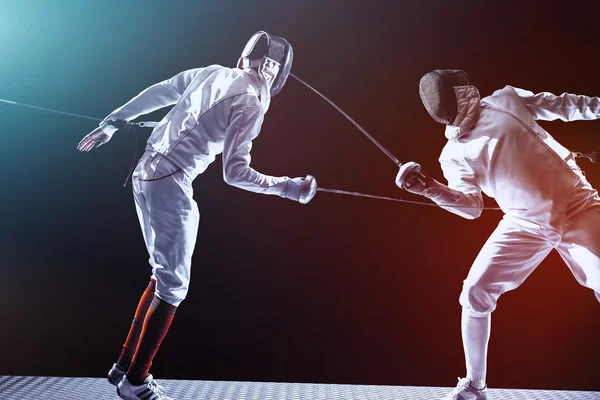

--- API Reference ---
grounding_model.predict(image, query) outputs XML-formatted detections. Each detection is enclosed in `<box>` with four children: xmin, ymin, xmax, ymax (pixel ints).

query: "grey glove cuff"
<box><xmin>281</xmin><ymin>178</ymin><xmax>303</xmax><ymax>202</ymax></box>
<box><xmin>422</xmin><ymin>181</ymin><xmax>483</xmax><ymax>220</ymax></box>
<box><xmin>421</xmin><ymin>181</ymin><xmax>460</xmax><ymax>204</ymax></box>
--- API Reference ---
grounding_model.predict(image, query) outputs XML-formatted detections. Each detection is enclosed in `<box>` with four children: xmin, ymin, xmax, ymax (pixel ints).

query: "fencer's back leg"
<box><xmin>556</xmin><ymin>204</ymin><xmax>600</xmax><ymax>301</ymax></box>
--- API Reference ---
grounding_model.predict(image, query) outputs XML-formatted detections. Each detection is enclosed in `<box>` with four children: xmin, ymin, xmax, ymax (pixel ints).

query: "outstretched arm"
<box><xmin>77</xmin><ymin>68</ymin><xmax>203</xmax><ymax>152</ymax></box>
<box><xmin>99</xmin><ymin>68</ymin><xmax>204</xmax><ymax>134</ymax></box>
<box><xmin>513</xmin><ymin>87</ymin><xmax>600</xmax><ymax>122</ymax></box>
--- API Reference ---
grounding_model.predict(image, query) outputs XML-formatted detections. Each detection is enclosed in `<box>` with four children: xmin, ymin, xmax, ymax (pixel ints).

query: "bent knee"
<box><xmin>155</xmin><ymin>289</ymin><xmax>187</xmax><ymax>307</ymax></box>
<box><xmin>459</xmin><ymin>282</ymin><xmax>499</xmax><ymax>317</ymax></box>
<box><xmin>154</xmin><ymin>279</ymin><xmax>189</xmax><ymax>307</ymax></box>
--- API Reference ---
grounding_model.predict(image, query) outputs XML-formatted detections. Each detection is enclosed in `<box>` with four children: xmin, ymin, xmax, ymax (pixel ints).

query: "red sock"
<box><xmin>127</xmin><ymin>295</ymin><xmax>177</xmax><ymax>385</ymax></box>
<box><xmin>116</xmin><ymin>278</ymin><xmax>156</xmax><ymax>371</ymax></box>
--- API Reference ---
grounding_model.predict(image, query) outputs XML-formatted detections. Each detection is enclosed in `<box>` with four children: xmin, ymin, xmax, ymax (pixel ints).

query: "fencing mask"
<box><xmin>419</xmin><ymin>69</ymin><xmax>473</xmax><ymax>125</ymax></box>
<box><xmin>238</xmin><ymin>31</ymin><xmax>293</xmax><ymax>97</ymax></box>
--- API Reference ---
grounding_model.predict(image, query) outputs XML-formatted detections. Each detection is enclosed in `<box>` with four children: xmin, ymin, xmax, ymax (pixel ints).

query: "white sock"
<box><xmin>461</xmin><ymin>308</ymin><xmax>490</xmax><ymax>390</ymax></box>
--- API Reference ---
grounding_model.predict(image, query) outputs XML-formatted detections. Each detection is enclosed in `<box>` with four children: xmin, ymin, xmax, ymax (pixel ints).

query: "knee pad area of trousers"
<box><xmin>459</xmin><ymin>283</ymin><xmax>497</xmax><ymax>316</ymax></box>
<box><xmin>155</xmin><ymin>285</ymin><xmax>188</xmax><ymax>307</ymax></box>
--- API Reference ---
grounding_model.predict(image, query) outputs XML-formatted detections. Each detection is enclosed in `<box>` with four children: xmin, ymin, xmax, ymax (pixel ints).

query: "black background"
<box><xmin>1</xmin><ymin>0</ymin><xmax>599</xmax><ymax>391</ymax></box>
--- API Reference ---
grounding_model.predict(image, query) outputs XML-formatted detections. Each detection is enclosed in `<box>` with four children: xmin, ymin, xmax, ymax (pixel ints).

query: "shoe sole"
<box><xmin>116</xmin><ymin>386</ymin><xmax>127</xmax><ymax>400</ymax></box>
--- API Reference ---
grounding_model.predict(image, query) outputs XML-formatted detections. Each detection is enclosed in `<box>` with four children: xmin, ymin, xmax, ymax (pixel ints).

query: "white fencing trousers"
<box><xmin>132</xmin><ymin>151</ymin><xmax>199</xmax><ymax>307</ymax></box>
<box><xmin>460</xmin><ymin>179</ymin><xmax>600</xmax><ymax>317</ymax></box>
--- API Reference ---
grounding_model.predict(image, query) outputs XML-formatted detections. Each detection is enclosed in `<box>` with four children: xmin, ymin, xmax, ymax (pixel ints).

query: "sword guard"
<box><xmin>299</xmin><ymin>175</ymin><xmax>318</xmax><ymax>204</ymax></box>
<box><xmin>396</xmin><ymin>162</ymin><xmax>423</xmax><ymax>189</ymax></box>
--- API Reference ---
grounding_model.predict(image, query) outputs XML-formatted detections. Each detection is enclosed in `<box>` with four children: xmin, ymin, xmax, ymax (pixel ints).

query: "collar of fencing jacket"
<box><xmin>243</xmin><ymin>68</ymin><xmax>271</xmax><ymax>113</ymax></box>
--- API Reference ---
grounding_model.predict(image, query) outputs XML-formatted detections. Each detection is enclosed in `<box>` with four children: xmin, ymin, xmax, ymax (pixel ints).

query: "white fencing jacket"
<box><xmin>439</xmin><ymin>85</ymin><xmax>600</xmax><ymax>229</ymax></box>
<box><xmin>101</xmin><ymin>65</ymin><xmax>289</xmax><ymax>195</ymax></box>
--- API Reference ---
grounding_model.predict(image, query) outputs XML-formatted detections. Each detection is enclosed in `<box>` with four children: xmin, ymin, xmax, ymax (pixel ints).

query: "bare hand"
<box><xmin>77</xmin><ymin>127</ymin><xmax>113</xmax><ymax>152</ymax></box>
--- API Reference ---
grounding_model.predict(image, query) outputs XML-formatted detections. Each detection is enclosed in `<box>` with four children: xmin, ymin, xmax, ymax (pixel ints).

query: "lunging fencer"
<box><xmin>398</xmin><ymin>70</ymin><xmax>600</xmax><ymax>400</ymax></box>
<box><xmin>77</xmin><ymin>31</ymin><xmax>317</xmax><ymax>400</ymax></box>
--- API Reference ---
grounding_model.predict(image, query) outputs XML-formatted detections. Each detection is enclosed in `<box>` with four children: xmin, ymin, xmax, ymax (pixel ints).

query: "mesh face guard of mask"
<box><xmin>237</xmin><ymin>31</ymin><xmax>294</xmax><ymax>96</ymax></box>
<box><xmin>419</xmin><ymin>69</ymin><xmax>472</xmax><ymax>125</ymax></box>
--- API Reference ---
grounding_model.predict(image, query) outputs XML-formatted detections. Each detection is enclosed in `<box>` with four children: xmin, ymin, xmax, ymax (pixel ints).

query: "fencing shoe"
<box><xmin>441</xmin><ymin>377</ymin><xmax>488</xmax><ymax>400</ymax></box>
<box><xmin>107</xmin><ymin>363</ymin><xmax>127</xmax><ymax>386</ymax></box>
<box><xmin>117</xmin><ymin>374</ymin><xmax>173</xmax><ymax>400</ymax></box>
